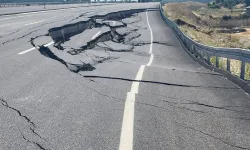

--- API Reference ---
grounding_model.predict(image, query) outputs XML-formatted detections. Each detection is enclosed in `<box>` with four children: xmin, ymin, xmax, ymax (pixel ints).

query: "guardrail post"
<box><xmin>226</xmin><ymin>58</ymin><xmax>230</xmax><ymax>72</ymax></box>
<box><xmin>240</xmin><ymin>61</ymin><xmax>245</xmax><ymax>79</ymax></box>
<box><xmin>207</xmin><ymin>53</ymin><xmax>211</xmax><ymax>65</ymax></box>
<box><xmin>194</xmin><ymin>47</ymin><xmax>198</xmax><ymax>58</ymax></box>
<box><xmin>191</xmin><ymin>45</ymin><xmax>194</xmax><ymax>52</ymax></box>
<box><xmin>216</xmin><ymin>56</ymin><xmax>219</xmax><ymax>68</ymax></box>
<box><xmin>191</xmin><ymin>45</ymin><xmax>194</xmax><ymax>54</ymax></box>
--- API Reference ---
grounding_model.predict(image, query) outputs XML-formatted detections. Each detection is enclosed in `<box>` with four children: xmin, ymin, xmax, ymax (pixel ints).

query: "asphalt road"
<box><xmin>1</xmin><ymin>2</ymin><xmax>250</xmax><ymax>150</ymax></box>
<box><xmin>0</xmin><ymin>3</ymin><xmax>113</xmax><ymax>16</ymax></box>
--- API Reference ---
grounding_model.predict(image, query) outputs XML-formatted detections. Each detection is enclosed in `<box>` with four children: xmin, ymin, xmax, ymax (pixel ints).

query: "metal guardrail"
<box><xmin>159</xmin><ymin>4</ymin><xmax>250</xmax><ymax>80</ymax></box>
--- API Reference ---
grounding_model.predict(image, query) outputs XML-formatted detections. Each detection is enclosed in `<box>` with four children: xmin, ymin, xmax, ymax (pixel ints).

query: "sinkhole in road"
<box><xmin>36</xmin><ymin>9</ymin><xmax>152</xmax><ymax>73</ymax></box>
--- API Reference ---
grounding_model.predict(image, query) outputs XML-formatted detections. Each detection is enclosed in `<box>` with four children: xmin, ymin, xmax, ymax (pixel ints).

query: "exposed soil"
<box><xmin>163</xmin><ymin>1</ymin><xmax>250</xmax><ymax>49</ymax></box>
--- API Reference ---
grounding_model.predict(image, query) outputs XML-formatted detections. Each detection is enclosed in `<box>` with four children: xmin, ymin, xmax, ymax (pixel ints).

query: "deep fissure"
<box><xmin>35</xmin><ymin>9</ymin><xmax>149</xmax><ymax>73</ymax></box>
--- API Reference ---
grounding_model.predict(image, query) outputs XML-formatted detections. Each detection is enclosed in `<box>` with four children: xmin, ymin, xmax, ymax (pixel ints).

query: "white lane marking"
<box><xmin>18</xmin><ymin>47</ymin><xmax>38</xmax><ymax>55</ymax></box>
<box><xmin>119</xmin><ymin>65</ymin><xmax>145</xmax><ymax>150</ymax></box>
<box><xmin>113</xmin><ymin>21</ymin><xmax>116</xmax><ymax>25</ymax></box>
<box><xmin>119</xmin><ymin>7</ymin><xmax>153</xmax><ymax>150</ymax></box>
<box><xmin>18</xmin><ymin>41</ymin><xmax>54</xmax><ymax>55</ymax></box>
<box><xmin>119</xmin><ymin>92</ymin><xmax>135</xmax><ymax>150</ymax></box>
<box><xmin>146</xmin><ymin>54</ymin><xmax>154</xmax><ymax>66</ymax></box>
<box><xmin>24</xmin><ymin>20</ymin><xmax>45</xmax><ymax>26</ymax></box>
<box><xmin>92</xmin><ymin>31</ymin><xmax>101</xmax><ymax>40</ymax></box>
<box><xmin>44</xmin><ymin>41</ymin><xmax>55</xmax><ymax>47</ymax></box>
<box><xmin>146</xmin><ymin>10</ymin><xmax>153</xmax><ymax>54</ymax></box>
<box><xmin>130</xmin><ymin>65</ymin><xmax>146</xmax><ymax>94</ymax></box>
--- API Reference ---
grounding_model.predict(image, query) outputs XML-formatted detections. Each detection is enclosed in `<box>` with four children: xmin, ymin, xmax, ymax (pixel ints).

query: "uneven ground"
<box><xmin>1</xmin><ymin>3</ymin><xmax>250</xmax><ymax>150</ymax></box>
<box><xmin>163</xmin><ymin>2</ymin><xmax>250</xmax><ymax>80</ymax></box>
<box><xmin>233</xmin><ymin>28</ymin><xmax>250</xmax><ymax>48</ymax></box>
<box><xmin>163</xmin><ymin>1</ymin><xmax>249</xmax><ymax>48</ymax></box>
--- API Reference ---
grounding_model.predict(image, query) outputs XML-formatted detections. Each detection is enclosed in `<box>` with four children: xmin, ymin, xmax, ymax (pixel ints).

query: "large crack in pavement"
<box><xmin>82</xmin><ymin>75</ymin><xmax>240</xmax><ymax>89</ymax></box>
<box><xmin>181</xmin><ymin>100</ymin><xmax>250</xmax><ymax>114</ymax></box>
<box><xmin>31</xmin><ymin>8</ymin><xmax>249</xmax><ymax>149</ymax></box>
<box><xmin>21</xmin><ymin>133</ymin><xmax>47</xmax><ymax>150</ymax></box>
<box><xmin>1</xmin><ymin>98</ymin><xmax>49</xmax><ymax>150</ymax></box>
<box><xmin>32</xmin><ymin>9</ymin><xmax>149</xmax><ymax>74</ymax></box>
<box><xmin>4</xmin><ymin>7</ymin><xmax>248</xmax><ymax>150</ymax></box>
<box><xmin>2</xmin><ymin>29</ymin><xmax>40</xmax><ymax>45</ymax></box>
<box><xmin>130</xmin><ymin>41</ymin><xmax>174</xmax><ymax>46</ymax></box>
<box><xmin>0</xmin><ymin>29</ymin><xmax>22</xmax><ymax>39</ymax></box>
<box><xmin>32</xmin><ymin>8</ymin><xmax>239</xmax><ymax>89</ymax></box>
<box><xmin>80</xmin><ymin>79</ymin><xmax>250</xmax><ymax>122</ymax></box>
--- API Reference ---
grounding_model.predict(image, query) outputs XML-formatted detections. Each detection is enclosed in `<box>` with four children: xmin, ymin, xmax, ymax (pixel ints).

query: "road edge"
<box><xmin>169</xmin><ymin>17</ymin><xmax>250</xmax><ymax>95</ymax></box>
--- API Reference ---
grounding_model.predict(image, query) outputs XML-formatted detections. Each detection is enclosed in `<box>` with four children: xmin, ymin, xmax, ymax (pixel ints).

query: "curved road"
<box><xmin>0</xmin><ymin>3</ymin><xmax>250</xmax><ymax>150</ymax></box>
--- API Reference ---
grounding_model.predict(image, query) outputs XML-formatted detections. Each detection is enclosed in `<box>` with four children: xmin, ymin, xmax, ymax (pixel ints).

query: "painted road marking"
<box><xmin>18</xmin><ymin>47</ymin><xmax>38</xmax><ymax>55</ymax></box>
<box><xmin>130</xmin><ymin>65</ymin><xmax>146</xmax><ymax>94</ymax></box>
<box><xmin>120</xmin><ymin>91</ymin><xmax>135</xmax><ymax>150</ymax></box>
<box><xmin>119</xmin><ymin>65</ymin><xmax>145</xmax><ymax>150</ymax></box>
<box><xmin>18</xmin><ymin>41</ymin><xmax>54</xmax><ymax>55</ymax></box>
<box><xmin>25</xmin><ymin>20</ymin><xmax>45</xmax><ymax>26</ymax></box>
<box><xmin>92</xmin><ymin>31</ymin><xmax>101</xmax><ymax>40</ymax></box>
<box><xmin>44</xmin><ymin>41</ymin><xmax>55</xmax><ymax>47</ymax></box>
<box><xmin>119</xmin><ymin>7</ymin><xmax>154</xmax><ymax>150</ymax></box>
<box><xmin>146</xmin><ymin>54</ymin><xmax>154</xmax><ymax>66</ymax></box>
<box><xmin>146</xmin><ymin>10</ymin><xmax>153</xmax><ymax>54</ymax></box>
<box><xmin>113</xmin><ymin>21</ymin><xmax>116</xmax><ymax>25</ymax></box>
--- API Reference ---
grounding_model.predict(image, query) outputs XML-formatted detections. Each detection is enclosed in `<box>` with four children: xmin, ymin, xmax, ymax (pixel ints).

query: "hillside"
<box><xmin>164</xmin><ymin>1</ymin><xmax>250</xmax><ymax>48</ymax></box>
<box><xmin>163</xmin><ymin>1</ymin><xmax>250</xmax><ymax>79</ymax></box>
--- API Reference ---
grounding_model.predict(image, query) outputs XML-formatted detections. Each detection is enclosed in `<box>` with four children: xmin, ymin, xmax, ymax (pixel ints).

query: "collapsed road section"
<box><xmin>31</xmin><ymin>8</ymin><xmax>156</xmax><ymax>74</ymax></box>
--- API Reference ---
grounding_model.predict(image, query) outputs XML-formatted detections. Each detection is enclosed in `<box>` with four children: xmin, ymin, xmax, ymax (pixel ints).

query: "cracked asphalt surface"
<box><xmin>1</xmin><ymin>2</ymin><xmax>250</xmax><ymax>150</ymax></box>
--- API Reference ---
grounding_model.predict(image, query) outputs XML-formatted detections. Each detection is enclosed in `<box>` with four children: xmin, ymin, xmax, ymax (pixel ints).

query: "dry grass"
<box><xmin>232</xmin><ymin>28</ymin><xmax>250</xmax><ymax>48</ymax></box>
<box><xmin>246</xmin><ymin>63</ymin><xmax>250</xmax><ymax>80</ymax></box>
<box><xmin>179</xmin><ymin>25</ymin><xmax>243</xmax><ymax>48</ymax></box>
<box><xmin>210</xmin><ymin>57</ymin><xmax>250</xmax><ymax>80</ymax></box>
<box><xmin>195</xmin><ymin>7</ymin><xmax>243</xmax><ymax>18</ymax></box>
<box><xmin>163</xmin><ymin>2</ymin><xmax>249</xmax><ymax>49</ymax></box>
<box><xmin>230</xmin><ymin>59</ymin><xmax>242</xmax><ymax>77</ymax></box>
<box><xmin>163</xmin><ymin>2</ymin><xmax>250</xmax><ymax>80</ymax></box>
<box><xmin>164</xmin><ymin>1</ymin><xmax>204</xmax><ymax>25</ymax></box>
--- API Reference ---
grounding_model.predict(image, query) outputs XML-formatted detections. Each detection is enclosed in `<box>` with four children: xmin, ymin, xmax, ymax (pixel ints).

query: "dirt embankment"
<box><xmin>163</xmin><ymin>1</ymin><xmax>250</xmax><ymax>49</ymax></box>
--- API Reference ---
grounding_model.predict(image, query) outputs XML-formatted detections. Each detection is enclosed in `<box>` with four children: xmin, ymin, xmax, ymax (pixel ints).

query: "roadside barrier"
<box><xmin>159</xmin><ymin>4</ymin><xmax>250</xmax><ymax>93</ymax></box>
